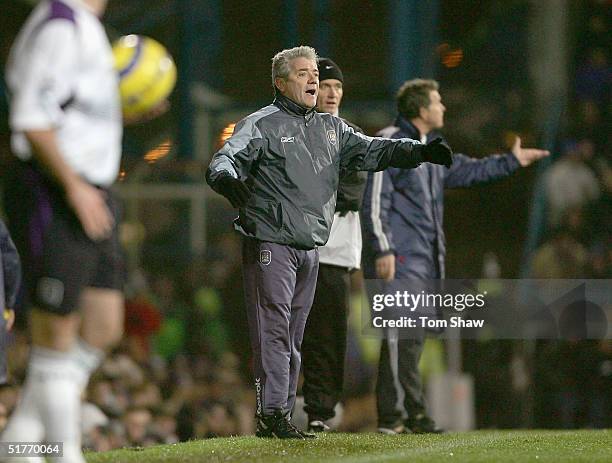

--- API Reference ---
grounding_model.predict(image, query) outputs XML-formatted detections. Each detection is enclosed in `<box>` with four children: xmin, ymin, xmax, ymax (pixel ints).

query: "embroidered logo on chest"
<box><xmin>326</xmin><ymin>129</ymin><xmax>337</xmax><ymax>145</ymax></box>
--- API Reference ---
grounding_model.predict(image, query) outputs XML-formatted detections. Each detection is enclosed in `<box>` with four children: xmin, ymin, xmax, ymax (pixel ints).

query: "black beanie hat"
<box><xmin>318</xmin><ymin>58</ymin><xmax>344</xmax><ymax>83</ymax></box>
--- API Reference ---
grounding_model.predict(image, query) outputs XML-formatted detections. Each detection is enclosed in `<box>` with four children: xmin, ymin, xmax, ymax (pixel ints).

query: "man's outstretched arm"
<box><xmin>337</xmin><ymin>121</ymin><xmax>452</xmax><ymax>172</ymax></box>
<box><xmin>444</xmin><ymin>136</ymin><xmax>549</xmax><ymax>189</ymax></box>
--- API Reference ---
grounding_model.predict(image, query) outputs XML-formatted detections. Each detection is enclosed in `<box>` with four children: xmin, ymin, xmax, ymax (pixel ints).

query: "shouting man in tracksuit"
<box><xmin>361</xmin><ymin>78</ymin><xmax>549</xmax><ymax>434</ymax></box>
<box><xmin>206</xmin><ymin>47</ymin><xmax>453</xmax><ymax>439</ymax></box>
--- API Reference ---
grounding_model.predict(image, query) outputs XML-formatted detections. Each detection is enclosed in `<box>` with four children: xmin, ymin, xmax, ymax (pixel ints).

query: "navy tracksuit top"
<box><xmin>361</xmin><ymin>116</ymin><xmax>520</xmax><ymax>279</ymax></box>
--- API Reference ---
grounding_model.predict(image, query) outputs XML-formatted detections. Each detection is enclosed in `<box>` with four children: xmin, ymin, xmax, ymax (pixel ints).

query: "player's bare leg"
<box><xmin>79</xmin><ymin>288</ymin><xmax>124</xmax><ymax>350</ymax></box>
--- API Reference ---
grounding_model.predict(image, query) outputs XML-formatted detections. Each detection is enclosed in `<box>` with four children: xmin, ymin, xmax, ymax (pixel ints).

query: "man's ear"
<box><xmin>274</xmin><ymin>77</ymin><xmax>286</xmax><ymax>93</ymax></box>
<box><xmin>418</xmin><ymin>106</ymin><xmax>428</xmax><ymax>120</ymax></box>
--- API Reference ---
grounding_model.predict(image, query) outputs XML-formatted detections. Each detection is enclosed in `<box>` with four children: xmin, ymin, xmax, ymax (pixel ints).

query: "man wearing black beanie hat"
<box><xmin>301</xmin><ymin>57</ymin><xmax>366</xmax><ymax>433</ymax></box>
<box><xmin>318</xmin><ymin>58</ymin><xmax>344</xmax><ymax>84</ymax></box>
<box><xmin>316</xmin><ymin>58</ymin><xmax>345</xmax><ymax>120</ymax></box>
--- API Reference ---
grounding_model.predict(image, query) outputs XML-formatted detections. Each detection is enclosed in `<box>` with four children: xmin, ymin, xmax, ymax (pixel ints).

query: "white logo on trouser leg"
<box><xmin>255</xmin><ymin>377</ymin><xmax>262</xmax><ymax>415</ymax></box>
<box><xmin>260</xmin><ymin>250</ymin><xmax>271</xmax><ymax>265</ymax></box>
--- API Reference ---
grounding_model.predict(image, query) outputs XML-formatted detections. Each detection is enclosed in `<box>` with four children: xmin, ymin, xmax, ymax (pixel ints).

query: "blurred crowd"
<box><xmin>529</xmin><ymin>1</ymin><xmax>611</xmax><ymax>430</ymax></box>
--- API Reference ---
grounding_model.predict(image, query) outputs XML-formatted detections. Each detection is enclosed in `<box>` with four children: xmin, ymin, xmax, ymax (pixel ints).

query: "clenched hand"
<box><xmin>216</xmin><ymin>175</ymin><xmax>251</xmax><ymax>208</ymax></box>
<box><xmin>376</xmin><ymin>254</ymin><xmax>395</xmax><ymax>281</ymax></box>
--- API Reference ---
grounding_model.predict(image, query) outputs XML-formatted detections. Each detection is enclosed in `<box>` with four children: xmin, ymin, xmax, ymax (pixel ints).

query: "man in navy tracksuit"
<box><xmin>361</xmin><ymin>79</ymin><xmax>549</xmax><ymax>434</ymax></box>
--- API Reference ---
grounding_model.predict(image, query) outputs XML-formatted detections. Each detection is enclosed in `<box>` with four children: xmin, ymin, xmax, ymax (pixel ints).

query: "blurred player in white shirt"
<box><xmin>3</xmin><ymin>1</ymin><xmax>123</xmax><ymax>461</ymax></box>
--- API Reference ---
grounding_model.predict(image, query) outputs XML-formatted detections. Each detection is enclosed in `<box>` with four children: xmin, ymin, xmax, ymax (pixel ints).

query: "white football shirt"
<box><xmin>6</xmin><ymin>0</ymin><xmax>122</xmax><ymax>186</ymax></box>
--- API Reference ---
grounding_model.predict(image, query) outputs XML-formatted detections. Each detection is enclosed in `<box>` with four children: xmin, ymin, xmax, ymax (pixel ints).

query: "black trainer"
<box><xmin>405</xmin><ymin>413</ymin><xmax>444</xmax><ymax>434</ymax></box>
<box><xmin>256</xmin><ymin>411</ymin><xmax>312</xmax><ymax>439</ymax></box>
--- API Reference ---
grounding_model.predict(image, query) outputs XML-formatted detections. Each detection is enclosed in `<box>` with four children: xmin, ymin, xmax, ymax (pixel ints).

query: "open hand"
<box><xmin>512</xmin><ymin>136</ymin><xmax>550</xmax><ymax>167</ymax></box>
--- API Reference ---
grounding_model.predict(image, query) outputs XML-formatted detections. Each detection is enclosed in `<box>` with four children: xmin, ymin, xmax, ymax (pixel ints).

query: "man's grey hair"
<box><xmin>271</xmin><ymin>46</ymin><xmax>318</xmax><ymax>87</ymax></box>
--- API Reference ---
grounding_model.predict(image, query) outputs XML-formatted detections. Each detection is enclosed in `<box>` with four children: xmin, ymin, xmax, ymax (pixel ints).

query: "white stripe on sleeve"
<box><xmin>371</xmin><ymin>171</ymin><xmax>390</xmax><ymax>252</ymax></box>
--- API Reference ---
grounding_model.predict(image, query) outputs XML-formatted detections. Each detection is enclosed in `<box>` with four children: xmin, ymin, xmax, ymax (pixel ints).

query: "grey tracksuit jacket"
<box><xmin>206</xmin><ymin>93</ymin><xmax>425</xmax><ymax>249</ymax></box>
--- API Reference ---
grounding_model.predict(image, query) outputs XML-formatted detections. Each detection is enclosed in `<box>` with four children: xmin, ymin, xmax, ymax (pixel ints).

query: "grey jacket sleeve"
<box><xmin>205</xmin><ymin>114</ymin><xmax>265</xmax><ymax>189</ymax></box>
<box><xmin>337</xmin><ymin>120</ymin><xmax>423</xmax><ymax>172</ymax></box>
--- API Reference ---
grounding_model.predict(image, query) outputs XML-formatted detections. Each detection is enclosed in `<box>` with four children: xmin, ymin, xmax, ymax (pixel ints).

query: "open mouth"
<box><xmin>305</xmin><ymin>89</ymin><xmax>316</xmax><ymax>96</ymax></box>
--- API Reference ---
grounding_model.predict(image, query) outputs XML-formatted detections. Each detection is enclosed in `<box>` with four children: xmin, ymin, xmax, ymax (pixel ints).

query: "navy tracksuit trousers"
<box><xmin>242</xmin><ymin>238</ymin><xmax>319</xmax><ymax>416</ymax></box>
<box><xmin>372</xmin><ymin>257</ymin><xmax>440</xmax><ymax>428</ymax></box>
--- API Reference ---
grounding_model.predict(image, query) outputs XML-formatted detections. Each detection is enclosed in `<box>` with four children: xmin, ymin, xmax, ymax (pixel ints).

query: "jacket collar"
<box><xmin>395</xmin><ymin>115</ymin><xmax>444</xmax><ymax>144</ymax></box>
<box><xmin>274</xmin><ymin>93</ymin><xmax>316</xmax><ymax>121</ymax></box>
<box><xmin>395</xmin><ymin>114</ymin><xmax>421</xmax><ymax>139</ymax></box>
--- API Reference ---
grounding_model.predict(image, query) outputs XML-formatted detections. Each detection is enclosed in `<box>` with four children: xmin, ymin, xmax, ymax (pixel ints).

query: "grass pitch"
<box><xmin>86</xmin><ymin>430</ymin><xmax>611</xmax><ymax>463</ymax></box>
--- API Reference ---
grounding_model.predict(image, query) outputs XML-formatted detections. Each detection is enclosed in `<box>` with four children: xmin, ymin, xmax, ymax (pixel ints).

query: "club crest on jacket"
<box><xmin>327</xmin><ymin>129</ymin><xmax>337</xmax><ymax>145</ymax></box>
